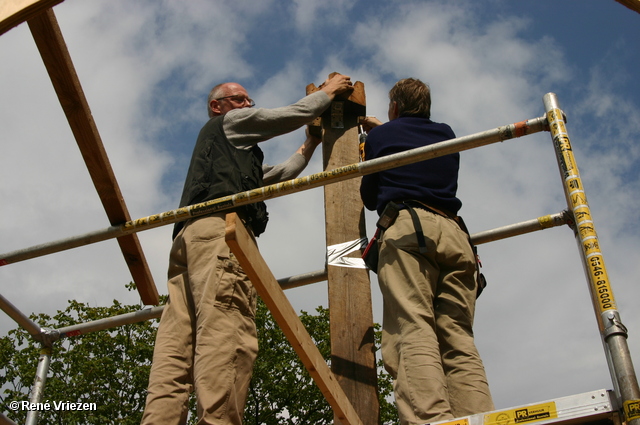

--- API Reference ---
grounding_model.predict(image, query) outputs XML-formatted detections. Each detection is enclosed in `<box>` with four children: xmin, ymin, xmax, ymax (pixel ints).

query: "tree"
<box><xmin>0</xmin><ymin>290</ymin><xmax>160</xmax><ymax>424</ymax></box>
<box><xmin>1</xmin><ymin>286</ymin><xmax>399</xmax><ymax>424</ymax></box>
<box><xmin>246</xmin><ymin>301</ymin><xmax>399</xmax><ymax>425</ymax></box>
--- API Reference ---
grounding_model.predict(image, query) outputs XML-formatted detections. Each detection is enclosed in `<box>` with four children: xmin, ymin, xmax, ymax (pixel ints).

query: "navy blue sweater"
<box><xmin>360</xmin><ymin>116</ymin><xmax>462</xmax><ymax>216</ymax></box>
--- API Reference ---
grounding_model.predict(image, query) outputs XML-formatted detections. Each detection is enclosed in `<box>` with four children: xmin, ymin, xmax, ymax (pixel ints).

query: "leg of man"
<box><xmin>434</xmin><ymin>216</ymin><xmax>494</xmax><ymax>417</ymax></box>
<box><xmin>189</xmin><ymin>217</ymin><xmax>258</xmax><ymax>424</ymax></box>
<box><xmin>142</xmin><ymin>215</ymin><xmax>258</xmax><ymax>425</ymax></box>
<box><xmin>378</xmin><ymin>209</ymin><xmax>454</xmax><ymax>425</ymax></box>
<box><xmin>142</xmin><ymin>221</ymin><xmax>196</xmax><ymax>424</ymax></box>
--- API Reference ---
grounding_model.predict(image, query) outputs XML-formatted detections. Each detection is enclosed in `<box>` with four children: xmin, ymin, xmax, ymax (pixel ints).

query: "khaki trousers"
<box><xmin>141</xmin><ymin>214</ymin><xmax>258</xmax><ymax>425</ymax></box>
<box><xmin>378</xmin><ymin>209</ymin><xmax>494</xmax><ymax>425</ymax></box>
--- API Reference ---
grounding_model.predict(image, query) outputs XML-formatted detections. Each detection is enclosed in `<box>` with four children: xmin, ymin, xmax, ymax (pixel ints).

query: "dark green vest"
<box><xmin>173</xmin><ymin>116</ymin><xmax>268</xmax><ymax>239</ymax></box>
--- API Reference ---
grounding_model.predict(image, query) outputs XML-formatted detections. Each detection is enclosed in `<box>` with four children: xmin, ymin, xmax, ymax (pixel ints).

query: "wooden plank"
<box><xmin>615</xmin><ymin>0</ymin><xmax>640</xmax><ymax>14</ymax></box>
<box><xmin>308</xmin><ymin>76</ymin><xmax>379</xmax><ymax>425</ymax></box>
<box><xmin>0</xmin><ymin>0</ymin><xmax>63</xmax><ymax>36</ymax></box>
<box><xmin>27</xmin><ymin>9</ymin><xmax>158</xmax><ymax>305</ymax></box>
<box><xmin>224</xmin><ymin>213</ymin><xmax>364</xmax><ymax>425</ymax></box>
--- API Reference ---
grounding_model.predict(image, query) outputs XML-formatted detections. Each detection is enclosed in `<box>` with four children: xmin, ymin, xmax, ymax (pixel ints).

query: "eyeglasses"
<box><xmin>215</xmin><ymin>95</ymin><xmax>255</xmax><ymax>107</ymax></box>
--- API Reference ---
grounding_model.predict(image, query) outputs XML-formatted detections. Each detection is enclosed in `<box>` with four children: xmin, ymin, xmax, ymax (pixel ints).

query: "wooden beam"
<box><xmin>308</xmin><ymin>75</ymin><xmax>379</xmax><ymax>425</ymax></box>
<box><xmin>615</xmin><ymin>0</ymin><xmax>640</xmax><ymax>14</ymax></box>
<box><xmin>27</xmin><ymin>9</ymin><xmax>158</xmax><ymax>305</ymax></box>
<box><xmin>0</xmin><ymin>0</ymin><xmax>63</xmax><ymax>36</ymax></box>
<box><xmin>224</xmin><ymin>213</ymin><xmax>364</xmax><ymax>425</ymax></box>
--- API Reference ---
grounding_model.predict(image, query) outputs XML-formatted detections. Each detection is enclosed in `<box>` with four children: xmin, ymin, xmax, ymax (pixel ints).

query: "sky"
<box><xmin>1</xmin><ymin>0</ymin><xmax>639</xmax><ymax>417</ymax></box>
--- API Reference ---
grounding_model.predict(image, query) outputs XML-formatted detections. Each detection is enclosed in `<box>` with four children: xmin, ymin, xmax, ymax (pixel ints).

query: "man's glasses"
<box><xmin>215</xmin><ymin>95</ymin><xmax>256</xmax><ymax>107</ymax></box>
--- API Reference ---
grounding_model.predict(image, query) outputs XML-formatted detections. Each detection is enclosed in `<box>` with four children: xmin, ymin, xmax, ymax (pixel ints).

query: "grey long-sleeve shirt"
<box><xmin>222</xmin><ymin>90</ymin><xmax>330</xmax><ymax>184</ymax></box>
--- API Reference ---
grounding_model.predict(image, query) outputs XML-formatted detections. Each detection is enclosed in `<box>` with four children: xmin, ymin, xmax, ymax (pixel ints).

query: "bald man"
<box><xmin>142</xmin><ymin>74</ymin><xmax>352</xmax><ymax>425</ymax></box>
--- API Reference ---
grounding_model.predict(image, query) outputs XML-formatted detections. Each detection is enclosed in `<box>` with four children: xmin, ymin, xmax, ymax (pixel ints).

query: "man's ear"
<box><xmin>210</xmin><ymin>100</ymin><xmax>221</xmax><ymax>115</ymax></box>
<box><xmin>389</xmin><ymin>101</ymin><xmax>399</xmax><ymax>120</ymax></box>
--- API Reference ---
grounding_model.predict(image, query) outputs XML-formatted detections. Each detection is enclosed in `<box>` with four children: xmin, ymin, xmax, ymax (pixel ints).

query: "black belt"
<box><xmin>399</xmin><ymin>200</ymin><xmax>457</xmax><ymax>255</ymax></box>
<box><xmin>403</xmin><ymin>204</ymin><xmax>428</xmax><ymax>254</ymax></box>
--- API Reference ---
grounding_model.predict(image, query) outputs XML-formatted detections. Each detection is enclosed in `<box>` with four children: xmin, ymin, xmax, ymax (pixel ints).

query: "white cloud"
<box><xmin>291</xmin><ymin>0</ymin><xmax>354</xmax><ymax>32</ymax></box>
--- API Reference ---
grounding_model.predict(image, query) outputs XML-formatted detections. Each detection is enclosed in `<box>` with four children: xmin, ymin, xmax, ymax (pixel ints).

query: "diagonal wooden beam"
<box><xmin>615</xmin><ymin>0</ymin><xmax>640</xmax><ymax>14</ymax></box>
<box><xmin>225</xmin><ymin>213</ymin><xmax>364</xmax><ymax>425</ymax></box>
<box><xmin>0</xmin><ymin>0</ymin><xmax>64</xmax><ymax>36</ymax></box>
<box><xmin>27</xmin><ymin>8</ymin><xmax>158</xmax><ymax>305</ymax></box>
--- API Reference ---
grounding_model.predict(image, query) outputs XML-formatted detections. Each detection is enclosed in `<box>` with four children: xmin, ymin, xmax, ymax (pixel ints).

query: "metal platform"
<box><xmin>430</xmin><ymin>390</ymin><xmax>620</xmax><ymax>425</ymax></box>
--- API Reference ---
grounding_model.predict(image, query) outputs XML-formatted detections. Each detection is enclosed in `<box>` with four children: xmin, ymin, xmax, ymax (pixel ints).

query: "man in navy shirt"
<box><xmin>360</xmin><ymin>78</ymin><xmax>494</xmax><ymax>424</ymax></box>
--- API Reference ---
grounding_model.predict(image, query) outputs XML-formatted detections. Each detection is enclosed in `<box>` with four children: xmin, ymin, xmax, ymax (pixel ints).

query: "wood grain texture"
<box><xmin>225</xmin><ymin>213</ymin><xmax>363</xmax><ymax>425</ymax></box>
<box><xmin>27</xmin><ymin>9</ymin><xmax>158</xmax><ymax>305</ymax></box>
<box><xmin>317</xmin><ymin>77</ymin><xmax>379</xmax><ymax>425</ymax></box>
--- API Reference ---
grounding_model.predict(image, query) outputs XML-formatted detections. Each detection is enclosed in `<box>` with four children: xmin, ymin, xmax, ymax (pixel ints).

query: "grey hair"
<box><xmin>207</xmin><ymin>83</ymin><xmax>227</xmax><ymax>118</ymax></box>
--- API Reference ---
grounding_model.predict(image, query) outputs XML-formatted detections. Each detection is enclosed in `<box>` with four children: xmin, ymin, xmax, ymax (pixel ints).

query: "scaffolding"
<box><xmin>1</xmin><ymin>93</ymin><xmax>639</xmax><ymax>424</ymax></box>
<box><xmin>1</xmin><ymin>4</ymin><xmax>640</xmax><ymax>425</ymax></box>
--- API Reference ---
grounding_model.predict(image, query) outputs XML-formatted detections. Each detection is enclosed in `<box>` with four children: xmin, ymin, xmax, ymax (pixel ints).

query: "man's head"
<box><xmin>207</xmin><ymin>82</ymin><xmax>255</xmax><ymax>118</ymax></box>
<box><xmin>387</xmin><ymin>78</ymin><xmax>431</xmax><ymax>121</ymax></box>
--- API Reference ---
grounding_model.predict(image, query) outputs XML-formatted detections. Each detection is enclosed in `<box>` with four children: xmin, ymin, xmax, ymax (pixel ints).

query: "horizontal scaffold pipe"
<box><xmin>470</xmin><ymin>211</ymin><xmax>569</xmax><ymax>245</ymax></box>
<box><xmin>0</xmin><ymin>116</ymin><xmax>548</xmax><ymax>266</ymax></box>
<box><xmin>55</xmin><ymin>305</ymin><xmax>164</xmax><ymax>340</ymax></box>
<box><xmin>49</xmin><ymin>270</ymin><xmax>330</xmax><ymax>340</ymax></box>
<box><xmin>20</xmin><ymin>210</ymin><xmax>569</xmax><ymax>342</ymax></box>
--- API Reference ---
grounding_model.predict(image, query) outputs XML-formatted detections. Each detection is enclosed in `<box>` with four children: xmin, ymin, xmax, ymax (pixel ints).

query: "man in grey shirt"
<box><xmin>142</xmin><ymin>74</ymin><xmax>352</xmax><ymax>425</ymax></box>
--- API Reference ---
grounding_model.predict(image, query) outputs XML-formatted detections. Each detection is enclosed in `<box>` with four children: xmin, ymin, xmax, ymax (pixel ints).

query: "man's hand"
<box><xmin>320</xmin><ymin>73</ymin><xmax>353</xmax><ymax>100</ymax></box>
<box><xmin>359</xmin><ymin>116</ymin><xmax>383</xmax><ymax>132</ymax></box>
<box><xmin>296</xmin><ymin>127</ymin><xmax>322</xmax><ymax>163</ymax></box>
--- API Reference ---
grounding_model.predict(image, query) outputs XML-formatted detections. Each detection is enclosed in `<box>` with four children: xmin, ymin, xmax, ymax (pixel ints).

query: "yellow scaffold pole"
<box><xmin>543</xmin><ymin>93</ymin><xmax>640</xmax><ymax>425</ymax></box>
<box><xmin>0</xmin><ymin>115</ymin><xmax>547</xmax><ymax>267</ymax></box>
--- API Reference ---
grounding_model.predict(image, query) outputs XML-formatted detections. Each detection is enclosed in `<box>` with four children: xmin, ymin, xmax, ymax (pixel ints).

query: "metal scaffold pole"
<box><xmin>0</xmin><ymin>116</ymin><xmax>547</xmax><ymax>270</ymax></box>
<box><xmin>25</xmin><ymin>346</ymin><xmax>51</xmax><ymax>425</ymax></box>
<box><xmin>543</xmin><ymin>93</ymin><xmax>640</xmax><ymax>425</ymax></box>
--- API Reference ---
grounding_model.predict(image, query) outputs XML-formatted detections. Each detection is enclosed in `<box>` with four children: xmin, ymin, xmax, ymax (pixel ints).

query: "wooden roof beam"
<box><xmin>0</xmin><ymin>0</ymin><xmax>64</xmax><ymax>36</ymax></box>
<box><xmin>27</xmin><ymin>8</ymin><xmax>159</xmax><ymax>305</ymax></box>
<box><xmin>615</xmin><ymin>0</ymin><xmax>640</xmax><ymax>14</ymax></box>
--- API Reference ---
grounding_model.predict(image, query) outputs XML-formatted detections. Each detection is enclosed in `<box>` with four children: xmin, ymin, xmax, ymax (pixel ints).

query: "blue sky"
<box><xmin>1</xmin><ymin>0</ymin><xmax>639</xmax><ymax>417</ymax></box>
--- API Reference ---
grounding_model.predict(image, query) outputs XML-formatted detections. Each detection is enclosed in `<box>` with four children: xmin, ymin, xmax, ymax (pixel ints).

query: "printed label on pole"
<box><xmin>554</xmin><ymin>135</ymin><xmax>575</xmax><ymax>176</ymax></box>
<box><xmin>484</xmin><ymin>402</ymin><xmax>557</xmax><ymax>425</ymax></box>
<box><xmin>624</xmin><ymin>399</ymin><xmax>640</xmax><ymax>421</ymax></box>
<box><xmin>547</xmin><ymin>109</ymin><xmax>564</xmax><ymax>132</ymax></box>
<box><xmin>587</xmin><ymin>254</ymin><xmax>616</xmax><ymax>312</ymax></box>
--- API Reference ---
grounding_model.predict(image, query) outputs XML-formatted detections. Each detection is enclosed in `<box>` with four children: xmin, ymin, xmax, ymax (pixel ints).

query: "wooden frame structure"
<box><xmin>2</xmin><ymin>3</ymin><xmax>640</xmax><ymax>425</ymax></box>
<box><xmin>1</xmin><ymin>5</ymin><xmax>158</xmax><ymax>305</ymax></box>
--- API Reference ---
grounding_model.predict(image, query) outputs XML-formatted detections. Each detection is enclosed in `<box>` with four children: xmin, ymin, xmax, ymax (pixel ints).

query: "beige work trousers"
<box><xmin>141</xmin><ymin>214</ymin><xmax>258</xmax><ymax>425</ymax></box>
<box><xmin>378</xmin><ymin>208</ymin><xmax>494</xmax><ymax>425</ymax></box>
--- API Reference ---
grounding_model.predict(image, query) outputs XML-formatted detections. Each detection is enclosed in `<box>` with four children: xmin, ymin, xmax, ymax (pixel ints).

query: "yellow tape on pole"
<box><xmin>1</xmin><ymin>116</ymin><xmax>547</xmax><ymax>267</ymax></box>
<box><xmin>547</xmin><ymin>107</ymin><xmax>616</xmax><ymax>314</ymax></box>
<box><xmin>121</xmin><ymin>165</ymin><xmax>362</xmax><ymax>233</ymax></box>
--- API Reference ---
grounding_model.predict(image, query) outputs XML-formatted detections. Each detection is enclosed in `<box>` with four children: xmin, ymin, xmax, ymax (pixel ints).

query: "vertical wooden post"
<box><xmin>225</xmin><ymin>213</ymin><xmax>364</xmax><ymax>425</ymax></box>
<box><xmin>307</xmin><ymin>75</ymin><xmax>379</xmax><ymax>425</ymax></box>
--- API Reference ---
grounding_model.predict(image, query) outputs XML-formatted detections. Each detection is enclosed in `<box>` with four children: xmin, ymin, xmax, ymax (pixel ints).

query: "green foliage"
<box><xmin>1</xmin><ymin>287</ymin><xmax>398</xmax><ymax>424</ymax></box>
<box><xmin>246</xmin><ymin>300</ymin><xmax>399</xmax><ymax>425</ymax></box>
<box><xmin>0</xmin><ymin>297</ymin><xmax>160</xmax><ymax>424</ymax></box>
<box><xmin>246</xmin><ymin>302</ymin><xmax>333</xmax><ymax>424</ymax></box>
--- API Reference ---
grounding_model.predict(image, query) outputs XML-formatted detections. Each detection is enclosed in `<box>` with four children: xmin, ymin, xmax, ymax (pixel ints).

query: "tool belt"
<box><xmin>362</xmin><ymin>200</ymin><xmax>486</xmax><ymax>298</ymax></box>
